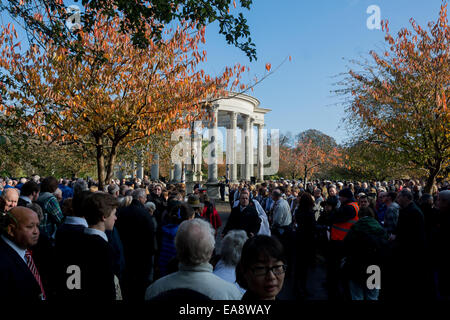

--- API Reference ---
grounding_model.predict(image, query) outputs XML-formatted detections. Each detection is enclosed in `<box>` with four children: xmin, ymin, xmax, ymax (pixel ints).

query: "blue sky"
<box><xmin>198</xmin><ymin>0</ymin><xmax>446</xmax><ymax>144</ymax></box>
<box><xmin>1</xmin><ymin>0</ymin><xmax>445</xmax><ymax>145</ymax></box>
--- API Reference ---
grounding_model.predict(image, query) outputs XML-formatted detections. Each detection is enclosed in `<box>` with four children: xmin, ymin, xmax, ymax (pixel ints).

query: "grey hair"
<box><xmin>175</xmin><ymin>219</ymin><xmax>215</xmax><ymax>265</ymax></box>
<box><xmin>132</xmin><ymin>188</ymin><xmax>147</xmax><ymax>200</ymax></box>
<box><xmin>144</xmin><ymin>201</ymin><xmax>156</xmax><ymax>212</ymax></box>
<box><xmin>220</xmin><ymin>230</ymin><xmax>248</xmax><ymax>266</ymax></box>
<box><xmin>107</xmin><ymin>184</ymin><xmax>120</xmax><ymax>195</ymax></box>
<box><xmin>73</xmin><ymin>179</ymin><xmax>88</xmax><ymax>197</ymax></box>
<box><xmin>1</xmin><ymin>188</ymin><xmax>19</xmax><ymax>198</ymax></box>
<box><xmin>118</xmin><ymin>195</ymin><xmax>133</xmax><ymax>207</ymax></box>
<box><xmin>27</xmin><ymin>202</ymin><xmax>44</xmax><ymax>222</ymax></box>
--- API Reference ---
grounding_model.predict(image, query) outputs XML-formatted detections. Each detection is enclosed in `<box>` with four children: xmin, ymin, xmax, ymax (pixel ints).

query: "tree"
<box><xmin>341</xmin><ymin>140</ymin><xmax>423</xmax><ymax>181</ymax></box>
<box><xmin>0</xmin><ymin>13</ymin><xmax>246</xmax><ymax>189</ymax></box>
<box><xmin>296</xmin><ymin>129</ymin><xmax>338</xmax><ymax>152</ymax></box>
<box><xmin>0</xmin><ymin>0</ymin><xmax>256</xmax><ymax>60</ymax></box>
<box><xmin>338</xmin><ymin>3</ymin><xmax>449</xmax><ymax>193</ymax></box>
<box><xmin>279</xmin><ymin>130</ymin><xmax>342</xmax><ymax>182</ymax></box>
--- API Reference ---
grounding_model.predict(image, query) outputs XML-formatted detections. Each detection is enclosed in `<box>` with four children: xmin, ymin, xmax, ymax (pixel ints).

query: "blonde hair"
<box><xmin>118</xmin><ymin>195</ymin><xmax>133</xmax><ymax>207</ymax></box>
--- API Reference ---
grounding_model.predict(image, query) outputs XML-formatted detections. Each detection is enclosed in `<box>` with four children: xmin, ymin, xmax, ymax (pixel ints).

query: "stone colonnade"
<box><xmin>115</xmin><ymin>93</ymin><xmax>270</xmax><ymax>199</ymax></box>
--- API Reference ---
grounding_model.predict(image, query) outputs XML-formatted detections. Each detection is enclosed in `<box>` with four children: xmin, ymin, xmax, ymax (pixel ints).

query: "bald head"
<box><xmin>6</xmin><ymin>206</ymin><xmax>40</xmax><ymax>249</ymax></box>
<box><xmin>2</xmin><ymin>188</ymin><xmax>19</xmax><ymax>212</ymax></box>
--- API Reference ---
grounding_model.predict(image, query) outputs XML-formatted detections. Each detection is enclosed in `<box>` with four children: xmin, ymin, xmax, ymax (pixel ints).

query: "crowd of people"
<box><xmin>0</xmin><ymin>175</ymin><xmax>449</xmax><ymax>301</ymax></box>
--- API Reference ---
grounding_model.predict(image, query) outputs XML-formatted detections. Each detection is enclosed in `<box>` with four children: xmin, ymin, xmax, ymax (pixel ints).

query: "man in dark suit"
<box><xmin>78</xmin><ymin>192</ymin><xmax>119</xmax><ymax>300</ymax></box>
<box><xmin>0</xmin><ymin>206</ymin><xmax>45</xmax><ymax>301</ymax></box>
<box><xmin>55</xmin><ymin>192</ymin><xmax>119</xmax><ymax>300</ymax></box>
<box><xmin>54</xmin><ymin>190</ymin><xmax>91</xmax><ymax>298</ymax></box>
<box><xmin>116</xmin><ymin>188</ymin><xmax>156</xmax><ymax>300</ymax></box>
<box><xmin>222</xmin><ymin>190</ymin><xmax>261</xmax><ymax>238</ymax></box>
<box><xmin>387</xmin><ymin>189</ymin><xmax>427</xmax><ymax>300</ymax></box>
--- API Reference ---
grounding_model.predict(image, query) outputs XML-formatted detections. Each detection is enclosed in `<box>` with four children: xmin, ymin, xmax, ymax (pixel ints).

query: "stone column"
<box><xmin>257</xmin><ymin>124</ymin><xmax>264</xmax><ymax>181</ymax></box>
<box><xmin>228</xmin><ymin>111</ymin><xmax>237</xmax><ymax>183</ymax></box>
<box><xmin>181</xmin><ymin>163</ymin><xmax>186</xmax><ymax>183</ymax></box>
<box><xmin>195</xmin><ymin>124</ymin><xmax>203</xmax><ymax>182</ymax></box>
<box><xmin>239</xmin><ymin>124</ymin><xmax>245</xmax><ymax>180</ymax></box>
<box><xmin>244</xmin><ymin>115</ymin><xmax>251</xmax><ymax>181</ymax></box>
<box><xmin>249</xmin><ymin>118</ymin><xmax>255</xmax><ymax>179</ymax></box>
<box><xmin>206</xmin><ymin>106</ymin><xmax>220</xmax><ymax>199</ymax></box>
<box><xmin>174</xmin><ymin>163</ymin><xmax>182</xmax><ymax>183</ymax></box>
<box><xmin>118</xmin><ymin>161</ymin><xmax>126</xmax><ymax>180</ymax></box>
<box><xmin>186</xmin><ymin>126</ymin><xmax>196</xmax><ymax>193</ymax></box>
<box><xmin>130</xmin><ymin>159</ymin><xmax>136</xmax><ymax>178</ymax></box>
<box><xmin>151</xmin><ymin>154</ymin><xmax>159</xmax><ymax>181</ymax></box>
<box><xmin>169</xmin><ymin>167</ymin><xmax>174</xmax><ymax>182</ymax></box>
<box><xmin>137</xmin><ymin>150</ymin><xmax>144</xmax><ymax>180</ymax></box>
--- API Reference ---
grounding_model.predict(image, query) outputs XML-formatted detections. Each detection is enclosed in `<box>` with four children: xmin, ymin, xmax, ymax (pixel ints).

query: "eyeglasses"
<box><xmin>251</xmin><ymin>264</ymin><xmax>287</xmax><ymax>277</ymax></box>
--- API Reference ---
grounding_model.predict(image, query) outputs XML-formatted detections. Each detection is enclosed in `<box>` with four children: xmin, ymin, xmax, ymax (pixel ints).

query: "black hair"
<box><xmin>168</xmin><ymin>202</ymin><xmax>194</xmax><ymax>224</ymax></box>
<box><xmin>72</xmin><ymin>190</ymin><xmax>92</xmax><ymax>218</ymax></box>
<box><xmin>40</xmin><ymin>176</ymin><xmax>59</xmax><ymax>193</ymax></box>
<box><xmin>235</xmin><ymin>235</ymin><xmax>286</xmax><ymax>290</ymax></box>
<box><xmin>20</xmin><ymin>181</ymin><xmax>40</xmax><ymax>197</ymax></box>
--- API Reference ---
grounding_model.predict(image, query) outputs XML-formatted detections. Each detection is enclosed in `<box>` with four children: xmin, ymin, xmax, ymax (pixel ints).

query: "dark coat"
<box><xmin>294</xmin><ymin>208</ymin><xmax>317</xmax><ymax>261</ymax></box>
<box><xmin>115</xmin><ymin>199</ymin><xmax>156</xmax><ymax>300</ymax></box>
<box><xmin>54</xmin><ymin>231</ymin><xmax>116</xmax><ymax>300</ymax></box>
<box><xmin>54</xmin><ymin>222</ymin><xmax>87</xmax><ymax>298</ymax></box>
<box><xmin>343</xmin><ymin>217</ymin><xmax>389</xmax><ymax>284</ymax></box>
<box><xmin>395</xmin><ymin>201</ymin><xmax>426</xmax><ymax>256</ymax></box>
<box><xmin>105</xmin><ymin>227</ymin><xmax>126</xmax><ymax>281</ymax></box>
<box><xmin>222</xmin><ymin>202</ymin><xmax>261</xmax><ymax>237</ymax></box>
<box><xmin>0</xmin><ymin>237</ymin><xmax>43</xmax><ymax>301</ymax></box>
<box><xmin>79</xmin><ymin>234</ymin><xmax>116</xmax><ymax>300</ymax></box>
<box><xmin>17</xmin><ymin>197</ymin><xmax>31</xmax><ymax>207</ymax></box>
<box><xmin>436</xmin><ymin>207</ymin><xmax>450</xmax><ymax>297</ymax></box>
<box><xmin>30</xmin><ymin>232</ymin><xmax>56</xmax><ymax>299</ymax></box>
<box><xmin>387</xmin><ymin>201</ymin><xmax>428</xmax><ymax>300</ymax></box>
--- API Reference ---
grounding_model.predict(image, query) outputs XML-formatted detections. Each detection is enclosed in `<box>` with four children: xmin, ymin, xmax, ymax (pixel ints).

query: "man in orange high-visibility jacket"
<box><xmin>331</xmin><ymin>189</ymin><xmax>359</xmax><ymax>240</ymax></box>
<box><xmin>326</xmin><ymin>188</ymin><xmax>359</xmax><ymax>300</ymax></box>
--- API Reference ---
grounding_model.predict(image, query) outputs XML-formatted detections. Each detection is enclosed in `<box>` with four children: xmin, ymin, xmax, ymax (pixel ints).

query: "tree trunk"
<box><xmin>105</xmin><ymin>143</ymin><xmax>118</xmax><ymax>186</ymax></box>
<box><xmin>95</xmin><ymin>135</ymin><xmax>106</xmax><ymax>191</ymax></box>
<box><xmin>303</xmin><ymin>166</ymin><xmax>308</xmax><ymax>185</ymax></box>
<box><xmin>424</xmin><ymin>161</ymin><xmax>442</xmax><ymax>194</ymax></box>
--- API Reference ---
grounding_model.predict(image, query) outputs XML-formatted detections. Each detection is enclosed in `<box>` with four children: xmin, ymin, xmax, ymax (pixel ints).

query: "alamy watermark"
<box><xmin>65</xmin><ymin>5</ymin><xmax>81</xmax><ymax>32</ymax></box>
<box><xmin>367</xmin><ymin>264</ymin><xmax>381</xmax><ymax>290</ymax></box>
<box><xmin>366</xmin><ymin>5</ymin><xmax>381</xmax><ymax>30</ymax></box>
<box><xmin>66</xmin><ymin>265</ymin><xmax>81</xmax><ymax>290</ymax></box>
<box><xmin>170</xmin><ymin>122</ymin><xmax>280</xmax><ymax>175</ymax></box>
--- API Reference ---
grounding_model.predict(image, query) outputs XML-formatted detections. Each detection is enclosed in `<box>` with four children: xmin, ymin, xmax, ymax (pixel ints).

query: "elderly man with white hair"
<box><xmin>1</xmin><ymin>188</ymin><xmax>19</xmax><ymax>212</ymax></box>
<box><xmin>145</xmin><ymin>219</ymin><xmax>243</xmax><ymax>300</ymax></box>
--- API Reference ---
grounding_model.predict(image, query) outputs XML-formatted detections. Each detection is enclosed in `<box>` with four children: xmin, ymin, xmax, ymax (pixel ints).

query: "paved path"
<box><xmin>214</xmin><ymin>199</ymin><xmax>328</xmax><ymax>301</ymax></box>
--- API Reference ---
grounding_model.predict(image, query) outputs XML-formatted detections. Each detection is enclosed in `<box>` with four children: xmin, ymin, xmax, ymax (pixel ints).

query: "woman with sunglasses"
<box><xmin>236</xmin><ymin>235</ymin><xmax>287</xmax><ymax>300</ymax></box>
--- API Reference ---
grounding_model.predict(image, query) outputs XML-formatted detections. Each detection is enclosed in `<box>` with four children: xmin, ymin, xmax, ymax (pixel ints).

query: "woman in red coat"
<box><xmin>201</xmin><ymin>195</ymin><xmax>222</xmax><ymax>235</ymax></box>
